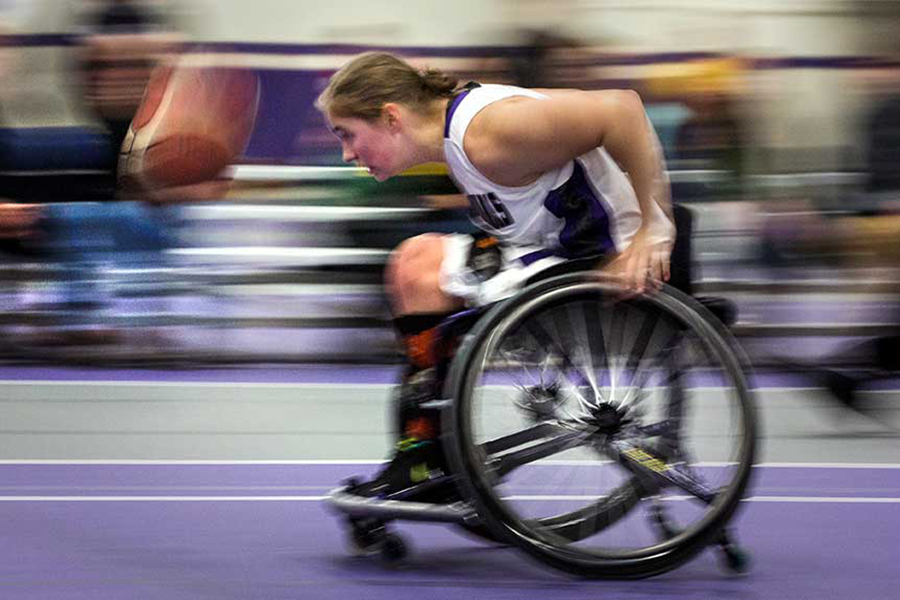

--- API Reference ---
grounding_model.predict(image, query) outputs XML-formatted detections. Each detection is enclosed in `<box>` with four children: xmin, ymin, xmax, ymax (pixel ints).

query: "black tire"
<box><xmin>455</xmin><ymin>521</ymin><xmax>507</xmax><ymax>545</ymax></box>
<box><xmin>380</xmin><ymin>532</ymin><xmax>408</xmax><ymax>564</ymax></box>
<box><xmin>443</xmin><ymin>274</ymin><xmax>757</xmax><ymax>579</ymax></box>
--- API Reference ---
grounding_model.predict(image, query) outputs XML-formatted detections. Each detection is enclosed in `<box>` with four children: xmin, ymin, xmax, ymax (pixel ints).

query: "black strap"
<box><xmin>444</xmin><ymin>81</ymin><xmax>481</xmax><ymax>138</ymax></box>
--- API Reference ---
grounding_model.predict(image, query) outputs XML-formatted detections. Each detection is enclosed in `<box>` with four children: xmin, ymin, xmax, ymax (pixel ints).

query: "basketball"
<box><xmin>118</xmin><ymin>62</ymin><xmax>260</xmax><ymax>192</ymax></box>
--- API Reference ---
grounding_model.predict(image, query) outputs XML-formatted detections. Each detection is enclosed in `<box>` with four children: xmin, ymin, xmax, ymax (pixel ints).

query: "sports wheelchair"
<box><xmin>327</xmin><ymin>271</ymin><xmax>758</xmax><ymax>579</ymax></box>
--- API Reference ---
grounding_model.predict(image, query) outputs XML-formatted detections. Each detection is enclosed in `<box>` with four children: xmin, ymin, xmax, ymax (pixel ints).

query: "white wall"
<box><xmin>185</xmin><ymin>0</ymin><xmax>508</xmax><ymax>46</ymax></box>
<box><xmin>3</xmin><ymin>0</ymin><xmax>900</xmax><ymax>164</ymax></box>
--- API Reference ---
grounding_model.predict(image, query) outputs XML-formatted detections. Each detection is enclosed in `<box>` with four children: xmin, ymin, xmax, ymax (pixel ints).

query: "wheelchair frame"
<box><xmin>326</xmin><ymin>272</ymin><xmax>758</xmax><ymax>578</ymax></box>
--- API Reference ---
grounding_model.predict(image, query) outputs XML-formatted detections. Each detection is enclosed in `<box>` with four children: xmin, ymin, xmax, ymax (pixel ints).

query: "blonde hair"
<box><xmin>316</xmin><ymin>52</ymin><xmax>458</xmax><ymax>121</ymax></box>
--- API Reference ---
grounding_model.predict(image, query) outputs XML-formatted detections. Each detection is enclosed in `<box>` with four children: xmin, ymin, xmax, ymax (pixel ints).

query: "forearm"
<box><xmin>601</xmin><ymin>93</ymin><xmax>674</xmax><ymax>230</ymax></box>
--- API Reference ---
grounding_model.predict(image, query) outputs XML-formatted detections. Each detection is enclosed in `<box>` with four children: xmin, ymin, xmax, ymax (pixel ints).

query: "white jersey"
<box><xmin>443</xmin><ymin>83</ymin><xmax>642</xmax><ymax>261</ymax></box>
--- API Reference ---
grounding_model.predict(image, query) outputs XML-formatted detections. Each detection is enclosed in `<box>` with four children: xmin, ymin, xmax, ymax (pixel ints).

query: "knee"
<box><xmin>386</xmin><ymin>233</ymin><xmax>444</xmax><ymax>294</ymax></box>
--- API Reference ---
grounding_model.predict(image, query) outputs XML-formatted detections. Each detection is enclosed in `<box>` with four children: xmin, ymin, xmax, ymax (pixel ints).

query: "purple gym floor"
<box><xmin>0</xmin><ymin>462</ymin><xmax>896</xmax><ymax>600</ymax></box>
<box><xmin>0</xmin><ymin>365</ymin><xmax>897</xmax><ymax>598</ymax></box>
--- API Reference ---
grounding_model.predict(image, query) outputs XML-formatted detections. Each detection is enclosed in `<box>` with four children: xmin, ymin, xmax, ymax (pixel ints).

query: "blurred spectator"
<box><xmin>0</xmin><ymin>10</ymin><xmax>40</xmax><ymax>240</ymax></box>
<box><xmin>766</xmin><ymin>63</ymin><xmax>900</xmax><ymax>418</ymax></box>
<box><xmin>862</xmin><ymin>67</ymin><xmax>900</xmax><ymax>196</ymax></box>
<box><xmin>4</xmin><ymin>0</ymin><xmax>188</xmax><ymax>349</ymax></box>
<box><xmin>675</xmin><ymin>84</ymin><xmax>744</xmax><ymax>177</ymax></box>
<box><xmin>815</xmin><ymin>64</ymin><xmax>900</xmax><ymax>414</ymax></box>
<box><xmin>646</xmin><ymin>58</ymin><xmax>748</xmax><ymax>199</ymax></box>
<box><xmin>508</xmin><ymin>28</ymin><xmax>585</xmax><ymax>89</ymax></box>
<box><xmin>0</xmin><ymin>9</ymin><xmax>43</xmax><ymax>243</ymax></box>
<box><xmin>0</xmin><ymin>2</ymin><xmax>48</xmax><ymax>351</ymax></box>
<box><xmin>75</xmin><ymin>0</ymin><xmax>182</xmax><ymax>195</ymax></box>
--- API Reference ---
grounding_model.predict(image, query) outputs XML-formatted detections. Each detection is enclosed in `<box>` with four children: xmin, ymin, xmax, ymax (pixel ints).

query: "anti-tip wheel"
<box><xmin>380</xmin><ymin>532</ymin><xmax>409</xmax><ymax>564</ymax></box>
<box><xmin>720</xmin><ymin>543</ymin><xmax>752</xmax><ymax>575</ymax></box>
<box><xmin>346</xmin><ymin>519</ymin><xmax>385</xmax><ymax>556</ymax></box>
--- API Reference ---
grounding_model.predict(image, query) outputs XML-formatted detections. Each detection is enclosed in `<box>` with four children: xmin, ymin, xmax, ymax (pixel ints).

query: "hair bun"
<box><xmin>419</xmin><ymin>67</ymin><xmax>458</xmax><ymax>97</ymax></box>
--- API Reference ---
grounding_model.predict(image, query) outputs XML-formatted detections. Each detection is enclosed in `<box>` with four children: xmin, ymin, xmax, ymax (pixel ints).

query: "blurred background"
<box><xmin>1</xmin><ymin>0</ymin><xmax>900</xmax><ymax>376</ymax></box>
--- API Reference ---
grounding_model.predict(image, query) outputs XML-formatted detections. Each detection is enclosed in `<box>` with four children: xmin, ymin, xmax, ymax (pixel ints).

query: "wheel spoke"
<box><xmin>487</xmin><ymin>428</ymin><xmax>593</xmax><ymax>478</ymax></box>
<box><xmin>532</xmin><ymin>476</ymin><xmax>653</xmax><ymax>542</ymax></box>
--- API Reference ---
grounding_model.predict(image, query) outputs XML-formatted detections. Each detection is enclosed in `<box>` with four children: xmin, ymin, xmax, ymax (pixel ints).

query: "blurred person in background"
<box><xmin>646</xmin><ymin>58</ymin><xmax>747</xmax><ymax>199</ymax></box>
<box><xmin>812</xmin><ymin>61</ymin><xmax>900</xmax><ymax>416</ymax></box>
<box><xmin>507</xmin><ymin>27</ymin><xmax>590</xmax><ymax>90</ymax></box>
<box><xmin>762</xmin><ymin>60</ymin><xmax>900</xmax><ymax>420</ymax></box>
<box><xmin>76</xmin><ymin>0</ymin><xmax>182</xmax><ymax>167</ymax></box>
<box><xmin>863</xmin><ymin>65</ymin><xmax>900</xmax><ymax>197</ymax></box>
<box><xmin>24</xmin><ymin>0</ymin><xmax>187</xmax><ymax>348</ymax></box>
<box><xmin>673</xmin><ymin>61</ymin><xmax>745</xmax><ymax>179</ymax></box>
<box><xmin>0</xmin><ymin>9</ymin><xmax>39</xmax><ymax>242</ymax></box>
<box><xmin>0</xmin><ymin>0</ymin><xmax>50</xmax><ymax>348</ymax></box>
<box><xmin>316</xmin><ymin>52</ymin><xmax>677</xmax><ymax>498</ymax></box>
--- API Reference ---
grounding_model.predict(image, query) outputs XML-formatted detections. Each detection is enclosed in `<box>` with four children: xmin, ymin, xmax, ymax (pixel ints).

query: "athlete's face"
<box><xmin>327</xmin><ymin>111</ymin><xmax>405</xmax><ymax>182</ymax></box>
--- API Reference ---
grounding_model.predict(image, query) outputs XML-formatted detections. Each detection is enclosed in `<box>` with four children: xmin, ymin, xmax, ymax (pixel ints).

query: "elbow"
<box><xmin>617</xmin><ymin>89</ymin><xmax>646</xmax><ymax>116</ymax></box>
<box><xmin>615</xmin><ymin>90</ymin><xmax>651</xmax><ymax>136</ymax></box>
<box><xmin>591</xmin><ymin>89</ymin><xmax>650</xmax><ymax>148</ymax></box>
<box><xmin>598</xmin><ymin>89</ymin><xmax>647</xmax><ymax>131</ymax></box>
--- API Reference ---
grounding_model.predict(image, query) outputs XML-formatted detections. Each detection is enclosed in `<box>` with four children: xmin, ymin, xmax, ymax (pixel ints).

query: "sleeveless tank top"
<box><xmin>443</xmin><ymin>83</ymin><xmax>642</xmax><ymax>259</ymax></box>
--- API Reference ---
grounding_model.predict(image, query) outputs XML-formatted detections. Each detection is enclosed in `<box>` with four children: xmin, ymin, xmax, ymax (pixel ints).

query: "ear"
<box><xmin>382</xmin><ymin>103</ymin><xmax>403</xmax><ymax>131</ymax></box>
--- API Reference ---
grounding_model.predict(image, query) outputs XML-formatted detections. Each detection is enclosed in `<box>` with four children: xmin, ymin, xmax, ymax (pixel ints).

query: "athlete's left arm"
<box><xmin>483</xmin><ymin>90</ymin><xmax>674</xmax><ymax>291</ymax></box>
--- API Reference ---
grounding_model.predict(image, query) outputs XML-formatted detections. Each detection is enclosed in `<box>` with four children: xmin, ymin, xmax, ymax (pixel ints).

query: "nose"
<box><xmin>341</xmin><ymin>143</ymin><xmax>356</xmax><ymax>164</ymax></box>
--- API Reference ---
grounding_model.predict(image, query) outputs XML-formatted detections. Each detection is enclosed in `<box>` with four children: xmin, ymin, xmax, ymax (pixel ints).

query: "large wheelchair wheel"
<box><xmin>443</xmin><ymin>274</ymin><xmax>757</xmax><ymax>579</ymax></box>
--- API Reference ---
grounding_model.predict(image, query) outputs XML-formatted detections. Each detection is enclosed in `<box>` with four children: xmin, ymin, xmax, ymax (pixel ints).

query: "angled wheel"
<box><xmin>444</xmin><ymin>274</ymin><xmax>757</xmax><ymax>579</ymax></box>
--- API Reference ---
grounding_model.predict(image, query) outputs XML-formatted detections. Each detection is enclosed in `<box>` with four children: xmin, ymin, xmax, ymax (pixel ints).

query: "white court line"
<box><xmin>505</xmin><ymin>495</ymin><xmax>900</xmax><ymax>504</ymax></box>
<box><xmin>0</xmin><ymin>496</ymin><xmax>327</xmax><ymax>502</ymax></box>
<box><xmin>0</xmin><ymin>495</ymin><xmax>897</xmax><ymax>503</ymax></box>
<box><xmin>0</xmin><ymin>460</ymin><xmax>899</xmax><ymax>468</ymax></box>
<box><xmin>755</xmin><ymin>463</ymin><xmax>900</xmax><ymax>469</ymax></box>
<box><xmin>0</xmin><ymin>459</ymin><xmax>384</xmax><ymax>465</ymax></box>
<box><xmin>0</xmin><ymin>380</ymin><xmax>395</xmax><ymax>390</ymax></box>
<box><xmin>747</xmin><ymin>496</ymin><xmax>900</xmax><ymax>503</ymax></box>
<box><xmin>1</xmin><ymin>380</ymin><xmax>891</xmax><ymax>394</ymax></box>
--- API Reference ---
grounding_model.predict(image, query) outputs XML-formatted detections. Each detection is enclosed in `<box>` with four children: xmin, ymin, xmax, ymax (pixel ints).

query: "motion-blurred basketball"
<box><xmin>119</xmin><ymin>62</ymin><xmax>260</xmax><ymax>191</ymax></box>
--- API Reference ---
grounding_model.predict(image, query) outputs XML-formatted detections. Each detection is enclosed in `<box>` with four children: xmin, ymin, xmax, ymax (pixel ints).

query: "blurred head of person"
<box><xmin>77</xmin><ymin>0</ymin><xmax>182</xmax><ymax>137</ymax></box>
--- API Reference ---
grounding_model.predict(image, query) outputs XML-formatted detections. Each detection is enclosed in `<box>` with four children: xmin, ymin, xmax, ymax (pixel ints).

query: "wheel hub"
<box><xmin>589</xmin><ymin>402</ymin><xmax>624</xmax><ymax>434</ymax></box>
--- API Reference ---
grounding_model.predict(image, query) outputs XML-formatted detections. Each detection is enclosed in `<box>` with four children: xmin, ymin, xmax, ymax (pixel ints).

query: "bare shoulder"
<box><xmin>462</xmin><ymin>96</ymin><xmax>536</xmax><ymax>185</ymax></box>
<box><xmin>463</xmin><ymin>89</ymin><xmax>641</xmax><ymax>186</ymax></box>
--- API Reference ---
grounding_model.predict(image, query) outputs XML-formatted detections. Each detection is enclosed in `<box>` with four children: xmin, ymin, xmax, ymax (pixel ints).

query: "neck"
<box><xmin>406</xmin><ymin>98</ymin><xmax>450</xmax><ymax>165</ymax></box>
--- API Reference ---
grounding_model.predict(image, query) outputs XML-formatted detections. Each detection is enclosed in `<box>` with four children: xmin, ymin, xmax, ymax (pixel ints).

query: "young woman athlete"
<box><xmin>316</xmin><ymin>52</ymin><xmax>676</xmax><ymax>496</ymax></box>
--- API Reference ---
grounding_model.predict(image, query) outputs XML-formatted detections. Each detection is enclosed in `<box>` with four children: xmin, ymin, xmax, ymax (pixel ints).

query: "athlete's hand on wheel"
<box><xmin>601</xmin><ymin>220</ymin><xmax>674</xmax><ymax>296</ymax></box>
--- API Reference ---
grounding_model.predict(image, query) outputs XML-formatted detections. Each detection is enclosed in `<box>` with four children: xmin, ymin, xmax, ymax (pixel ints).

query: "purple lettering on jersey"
<box><xmin>543</xmin><ymin>160</ymin><xmax>615</xmax><ymax>258</ymax></box>
<box><xmin>468</xmin><ymin>192</ymin><xmax>514</xmax><ymax>229</ymax></box>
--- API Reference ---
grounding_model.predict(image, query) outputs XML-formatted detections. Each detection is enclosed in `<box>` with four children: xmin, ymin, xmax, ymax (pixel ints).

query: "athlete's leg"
<box><xmin>387</xmin><ymin>233</ymin><xmax>462</xmax><ymax>316</ymax></box>
<box><xmin>385</xmin><ymin>234</ymin><xmax>462</xmax><ymax>445</ymax></box>
<box><xmin>355</xmin><ymin>234</ymin><xmax>464</xmax><ymax>498</ymax></box>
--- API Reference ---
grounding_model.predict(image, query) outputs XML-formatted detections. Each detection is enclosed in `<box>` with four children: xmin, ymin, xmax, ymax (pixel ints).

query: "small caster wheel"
<box><xmin>347</xmin><ymin>530</ymin><xmax>376</xmax><ymax>556</ymax></box>
<box><xmin>380</xmin><ymin>532</ymin><xmax>408</xmax><ymax>564</ymax></box>
<box><xmin>347</xmin><ymin>519</ymin><xmax>385</xmax><ymax>556</ymax></box>
<box><xmin>714</xmin><ymin>529</ymin><xmax>751</xmax><ymax>575</ymax></box>
<box><xmin>720</xmin><ymin>544</ymin><xmax>752</xmax><ymax>575</ymax></box>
